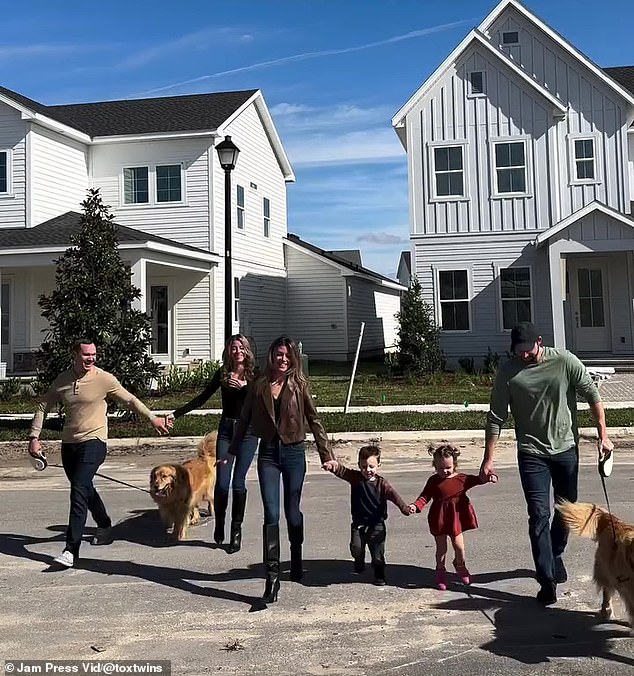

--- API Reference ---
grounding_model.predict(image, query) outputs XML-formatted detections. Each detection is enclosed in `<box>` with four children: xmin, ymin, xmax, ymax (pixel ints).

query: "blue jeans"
<box><xmin>216</xmin><ymin>417</ymin><xmax>259</xmax><ymax>495</ymax></box>
<box><xmin>517</xmin><ymin>447</ymin><xmax>578</xmax><ymax>586</ymax></box>
<box><xmin>257</xmin><ymin>440</ymin><xmax>306</xmax><ymax>529</ymax></box>
<box><xmin>61</xmin><ymin>439</ymin><xmax>111</xmax><ymax>556</ymax></box>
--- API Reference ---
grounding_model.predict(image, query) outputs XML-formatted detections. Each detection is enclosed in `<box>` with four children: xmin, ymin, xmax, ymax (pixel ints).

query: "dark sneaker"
<box><xmin>536</xmin><ymin>582</ymin><xmax>557</xmax><ymax>606</ymax></box>
<box><xmin>353</xmin><ymin>559</ymin><xmax>365</xmax><ymax>575</ymax></box>
<box><xmin>91</xmin><ymin>527</ymin><xmax>114</xmax><ymax>546</ymax></box>
<box><xmin>554</xmin><ymin>557</ymin><xmax>567</xmax><ymax>584</ymax></box>
<box><xmin>373</xmin><ymin>577</ymin><xmax>387</xmax><ymax>586</ymax></box>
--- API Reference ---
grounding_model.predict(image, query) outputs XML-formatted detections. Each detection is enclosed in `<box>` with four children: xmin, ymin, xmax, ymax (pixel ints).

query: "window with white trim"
<box><xmin>236</xmin><ymin>185</ymin><xmax>245</xmax><ymax>230</ymax></box>
<box><xmin>0</xmin><ymin>151</ymin><xmax>8</xmax><ymax>194</ymax></box>
<box><xmin>150</xmin><ymin>285</ymin><xmax>169</xmax><ymax>355</ymax></box>
<box><xmin>263</xmin><ymin>197</ymin><xmax>270</xmax><ymax>237</ymax></box>
<box><xmin>468</xmin><ymin>71</ymin><xmax>486</xmax><ymax>96</ymax></box>
<box><xmin>494</xmin><ymin>141</ymin><xmax>527</xmax><ymax>194</ymax></box>
<box><xmin>433</xmin><ymin>146</ymin><xmax>465</xmax><ymax>197</ymax></box>
<box><xmin>123</xmin><ymin>167</ymin><xmax>149</xmax><ymax>204</ymax></box>
<box><xmin>502</xmin><ymin>31</ymin><xmax>519</xmax><ymax>45</ymax></box>
<box><xmin>156</xmin><ymin>164</ymin><xmax>182</xmax><ymax>202</ymax></box>
<box><xmin>439</xmin><ymin>270</ymin><xmax>470</xmax><ymax>331</ymax></box>
<box><xmin>573</xmin><ymin>138</ymin><xmax>595</xmax><ymax>181</ymax></box>
<box><xmin>234</xmin><ymin>277</ymin><xmax>240</xmax><ymax>321</ymax></box>
<box><xmin>500</xmin><ymin>267</ymin><xmax>532</xmax><ymax>329</ymax></box>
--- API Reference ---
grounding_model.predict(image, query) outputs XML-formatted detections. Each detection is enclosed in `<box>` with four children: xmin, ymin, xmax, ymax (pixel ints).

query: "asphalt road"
<box><xmin>0</xmin><ymin>445</ymin><xmax>633</xmax><ymax>675</ymax></box>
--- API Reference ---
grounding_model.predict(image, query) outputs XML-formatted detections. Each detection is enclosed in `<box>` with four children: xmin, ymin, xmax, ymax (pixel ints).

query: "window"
<box><xmin>502</xmin><ymin>31</ymin><xmax>519</xmax><ymax>45</ymax></box>
<box><xmin>0</xmin><ymin>151</ymin><xmax>7</xmax><ymax>193</ymax></box>
<box><xmin>150</xmin><ymin>286</ymin><xmax>169</xmax><ymax>354</ymax></box>
<box><xmin>439</xmin><ymin>270</ymin><xmax>470</xmax><ymax>331</ymax></box>
<box><xmin>500</xmin><ymin>267</ymin><xmax>532</xmax><ymax>329</ymax></box>
<box><xmin>494</xmin><ymin>141</ymin><xmax>526</xmax><ymax>194</ymax></box>
<box><xmin>469</xmin><ymin>71</ymin><xmax>486</xmax><ymax>96</ymax></box>
<box><xmin>263</xmin><ymin>197</ymin><xmax>270</xmax><ymax>237</ymax></box>
<box><xmin>578</xmin><ymin>268</ymin><xmax>605</xmax><ymax>327</ymax></box>
<box><xmin>433</xmin><ymin>146</ymin><xmax>464</xmax><ymax>197</ymax></box>
<box><xmin>1</xmin><ymin>282</ymin><xmax>10</xmax><ymax>348</ymax></box>
<box><xmin>156</xmin><ymin>164</ymin><xmax>182</xmax><ymax>202</ymax></box>
<box><xmin>234</xmin><ymin>277</ymin><xmax>240</xmax><ymax>321</ymax></box>
<box><xmin>236</xmin><ymin>185</ymin><xmax>245</xmax><ymax>230</ymax></box>
<box><xmin>573</xmin><ymin>139</ymin><xmax>595</xmax><ymax>181</ymax></box>
<box><xmin>123</xmin><ymin>167</ymin><xmax>149</xmax><ymax>204</ymax></box>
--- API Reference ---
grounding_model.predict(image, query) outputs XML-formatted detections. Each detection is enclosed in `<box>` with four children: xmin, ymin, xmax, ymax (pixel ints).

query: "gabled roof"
<box><xmin>0</xmin><ymin>211</ymin><xmax>214</xmax><ymax>258</ymax></box>
<box><xmin>534</xmin><ymin>202</ymin><xmax>634</xmax><ymax>247</ymax></box>
<box><xmin>330</xmin><ymin>249</ymin><xmax>363</xmax><ymax>266</ymax></box>
<box><xmin>397</xmin><ymin>251</ymin><xmax>411</xmax><ymax>275</ymax></box>
<box><xmin>479</xmin><ymin>0</ymin><xmax>634</xmax><ymax>108</ymax></box>
<box><xmin>603</xmin><ymin>67</ymin><xmax>634</xmax><ymax>96</ymax></box>
<box><xmin>285</xmin><ymin>233</ymin><xmax>405</xmax><ymax>291</ymax></box>
<box><xmin>392</xmin><ymin>29</ymin><xmax>566</xmax><ymax>133</ymax></box>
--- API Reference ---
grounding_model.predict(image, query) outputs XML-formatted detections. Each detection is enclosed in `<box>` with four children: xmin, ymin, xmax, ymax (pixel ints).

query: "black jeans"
<box><xmin>61</xmin><ymin>439</ymin><xmax>111</xmax><ymax>556</ymax></box>
<box><xmin>350</xmin><ymin>522</ymin><xmax>386</xmax><ymax>569</ymax></box>
<box><xmin>517</xmin><ymin>447</ymin><xmax>578</xmax><ymax>586</ymax></box>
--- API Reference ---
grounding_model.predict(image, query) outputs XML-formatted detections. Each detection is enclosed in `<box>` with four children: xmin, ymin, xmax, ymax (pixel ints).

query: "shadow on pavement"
<box><xmin>434</xmin><ymin>584</ymin><xmax>634</xmax><ymax>667</ymax></box>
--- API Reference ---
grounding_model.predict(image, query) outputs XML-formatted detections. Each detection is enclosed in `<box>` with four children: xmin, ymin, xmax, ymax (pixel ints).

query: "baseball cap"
<box><xmin>510</xmin><ymin>322</ymin><xmax>540</xmax><ymax>352</ymax></box>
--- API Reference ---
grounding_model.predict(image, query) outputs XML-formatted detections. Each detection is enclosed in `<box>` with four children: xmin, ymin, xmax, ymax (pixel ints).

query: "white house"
<box><xmin>0</xmin><ymin>84</ymin><xmax>400</xmax><ymax>372</ymax></box>
<box><xmin>284</xmin><ymin>234</ymin><xmax>405</xmax><ymax>360</ymax></box>
<box><xmin>392</xmin><ymin>0</ymin><xmax>634</xmax><ymax>366</ymax></box>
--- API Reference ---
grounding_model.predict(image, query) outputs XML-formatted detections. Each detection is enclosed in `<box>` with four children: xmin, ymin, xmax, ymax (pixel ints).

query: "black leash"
<box><xmin>598</xmin><ymin>448</ymin><xmax>617</xmax><ymax>540</ymax></box>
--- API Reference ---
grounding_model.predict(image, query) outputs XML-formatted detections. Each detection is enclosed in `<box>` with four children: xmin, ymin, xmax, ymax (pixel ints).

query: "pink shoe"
<box><xmin>453</xmin><ymin>560</ymin><xmax>471</xmax><ymax>585</ymax></box>
<box><xmin>435</xmin><ymin>567</ymin><xmax>447</xmax><ymax>591</ymax></box>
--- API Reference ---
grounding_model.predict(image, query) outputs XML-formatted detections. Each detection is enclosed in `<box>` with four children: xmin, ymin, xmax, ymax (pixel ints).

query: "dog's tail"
<box><xmin>197</xmin><ymin>433</ymin><xmax>217</xmax><ymax>463</ymax></box>
<box><xmin>556</xmin><ymin>500</ymin><xmax>614</xmax><ymax>541</ymax></box>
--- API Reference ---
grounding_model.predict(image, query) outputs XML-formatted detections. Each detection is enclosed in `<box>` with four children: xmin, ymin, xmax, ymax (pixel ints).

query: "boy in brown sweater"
<box><xmin>323</xmin><ymin>445</ymin><xmax>410</xmax><ymax>585</ymax></box>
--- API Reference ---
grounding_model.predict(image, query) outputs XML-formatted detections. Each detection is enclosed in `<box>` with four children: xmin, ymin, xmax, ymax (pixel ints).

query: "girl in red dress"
<box><xmin>408</xmin><ymin>444</ymin><xmax>497</xmax><ymax>590</ymax></box>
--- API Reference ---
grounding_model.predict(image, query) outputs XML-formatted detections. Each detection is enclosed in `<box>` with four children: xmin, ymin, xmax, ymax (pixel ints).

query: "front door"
<box><xmin>569</xmin><ymin>258</ymin><xmax>611</xmax><ymax>352</ymax></box>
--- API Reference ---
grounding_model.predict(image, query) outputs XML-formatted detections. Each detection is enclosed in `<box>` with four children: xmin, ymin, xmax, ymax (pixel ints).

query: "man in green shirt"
<box><xmin>480</xmin><ymin>322</ymin><xmax>613</xmax><ymax>606</ymax></box>
<box><xmin>28</xmin><ymin>340</ymin><xmax>169</xmax><ymax>568</ymax></box>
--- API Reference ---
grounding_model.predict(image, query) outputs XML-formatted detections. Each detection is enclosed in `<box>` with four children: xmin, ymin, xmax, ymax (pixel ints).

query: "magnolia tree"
<box><xmin>395</xmin><ymin>277</ymin><xmax>444</xmax><ymax>375</ymax></box>
<box><xmin>37</xmin><ymin>189</ymin><xmax>160</xmax><ymax>395</ymax></box>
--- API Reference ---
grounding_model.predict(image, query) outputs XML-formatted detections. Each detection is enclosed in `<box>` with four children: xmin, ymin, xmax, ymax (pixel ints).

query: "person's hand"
<box><xmin>322</xmin><ymin>460</ymin><xmax>338</xmax><ymax>473</ymax></box>
<box><xmin>408</xmin><ymin>503</ymin><xmax>417</xmax><ymax>514</ymax></box>
<box><xmin>28</xmin><ymin>437</ymin><xmax>42</xmax><ymax>458</ymax></box>
<box><xmin>479</xmin><ymin>458</ymin><xmax>495</xmax><ymax>482</ymax></box>
<box><xmin>226</xmin><ymin>377</ymin><xmax>245</xmax><ymax>389</ymax></box>
<box><xmin>215</xmin><ymin>458</ymin><xmax>229</xmax><ymax>467</ymax></box>
<box><xmin>598</xmin><ymin>436</ymin><xmax>614</xmax><ymax>458</ymax></box>
<box><xmin>152</xmin><ymin>416</ymin><xmax>170</xmax><ymax>436</ymax></box>
<box><xmin>165</xmin><ymin>413</ymin><xmax>175</xmax><ymax>430</ymax></box>
<box><xmin>487</xmin><ymin>473</ymin><xmax>499</xmax><ymax>484</ymax></box>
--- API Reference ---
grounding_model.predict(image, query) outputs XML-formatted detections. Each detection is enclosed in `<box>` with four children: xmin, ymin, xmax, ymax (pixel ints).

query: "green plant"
<box><xmin>0</xmin><ymin>377</ymin><xmax>23</xmax><ymax>401</ymax></box>
<box><xmin>483</xmin><ymin>347</ymin><xmax>501</xmax><ymax>374</ymax></box>
<box><xmin>395</xmin><ymin>277</ymin><xmax>445</xmax><ymax>375</ymax></box>
<box><xmin>154</xmin><ymin>360</ymin><xmax>222</xmax><ymax>395</ymax></box>
<box><xmin>457</xmin><ymin>357</ymin><xmax>476</xmax><ymax>375</ymax></box>
<box><xmin>37</xmin><ymin>189</ymin><xmax>160</xmax><ymax>400</ymax></box>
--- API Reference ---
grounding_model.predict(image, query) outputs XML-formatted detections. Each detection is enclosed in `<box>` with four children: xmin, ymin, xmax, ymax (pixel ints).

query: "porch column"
<box><xmin>130</xmin><ymin>259</ymin><xmax>147</xmax><ymax>313</ymax></box>
<box><xmin>548</xmin><ymin>243</ymin><xmax>566</xmax><ymax>348</ymax></box>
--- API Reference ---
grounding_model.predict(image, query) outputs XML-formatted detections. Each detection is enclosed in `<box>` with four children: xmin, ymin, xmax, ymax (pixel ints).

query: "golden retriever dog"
<box><xmin>556</xmin><ymin>500</ymin><xmax>634</xmax><ymax>628</ymax></box>
<box><xmin>149</xmin><ymin>433</ymin><xmax>217</xmax><ymax>541</ymax></box>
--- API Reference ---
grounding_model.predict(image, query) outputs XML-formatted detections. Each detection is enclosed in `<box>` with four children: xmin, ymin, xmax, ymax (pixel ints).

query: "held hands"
<box><xmin>479</xmin><ymin>458</ymin><xmax>495</xmax><ymax>483</ymax></box>
<box><xmin>165</xmin><ymin>413</ymin><xmax>175</xmax><ymax>430</ymax></box>
<box><xmin>152</xmin><ymin>416</ymin><xmax>170</xmax><ymax>436</ymax></box>
<box><xmin>407</xmin><ymin>503</ymin><xmax>417</xmax><ymax>514</ymax></box>
<box><xmin>322</xmin><ymin>460</ymin><xmax>339</xmax><ymax>473</ymax></box>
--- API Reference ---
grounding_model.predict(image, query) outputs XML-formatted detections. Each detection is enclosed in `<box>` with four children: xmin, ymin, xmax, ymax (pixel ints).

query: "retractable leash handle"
<box><xmin>598</xmin><ymin>442</ymin><xmax>613</xmax><ymax>479</ymax></box>
<box><xmin>29</xmin><ymin>450</ymin><xmax>48</xmax><ymax>472</ymax></box>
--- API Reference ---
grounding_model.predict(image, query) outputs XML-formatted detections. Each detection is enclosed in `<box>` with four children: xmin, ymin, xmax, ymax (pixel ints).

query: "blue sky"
<box><xmin>3</xmin><ymin>0</ymin><xmax>634</xmax><ymax>277</ymax></box>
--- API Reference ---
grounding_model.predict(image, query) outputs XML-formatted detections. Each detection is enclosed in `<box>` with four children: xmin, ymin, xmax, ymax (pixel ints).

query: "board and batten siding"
<box><xmin>406</xmin><ymin>44</ymin><xmax>551</xmax><ymax>238</ymax></box>
<box><xmin>345</xmin><ymin>277</ymin><xmax>400</xmax><ymax>357</ymax></box>
<box><xmin>91</xmin><ymin>138</ymin><xmax>211</xmax><ymax>249</ymax></box>
<box><xmin>487</xmin><ymin>5</ymin><xmax>630</xmax><ymax>214</ymax></box>
<box><xmin>413</xmin><ymin>232</ymin><xmax>552</xmax><ymax>363</ymax></box>
<box><xmin>285</xmin><ymin>246</ymin><xmax>346</xmax><ymax>360</ymax></box>
<box><xmin>0</xmin><ymin>104</ymin><xmax>26</xmax><ymax>228</ymax></box>
<box><xmin>212</xmin><ymin>101</ymin><xmax>289</xmax><ymax>358</ymax></box>
<box><xmin>29</xmin><ymin>125</ymin><xmax>88</xmax><ymax>226</ymax></box>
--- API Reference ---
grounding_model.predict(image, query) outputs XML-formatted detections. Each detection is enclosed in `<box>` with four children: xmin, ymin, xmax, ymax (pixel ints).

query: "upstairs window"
<box><xmin>236</xmin><ymin>185</ymin><xmax>245</xmax><ymax>230</ymax></box>
<box><xmin>439</xmin><ymin>270</ymin><xmax>470</xmax><ymax>331</ymax></box>
<box><xmin>574</xmin><ymin>138</ymin><xmax>595</xmax><ymax>181</ymax></box>
<box><xmin>263</xmin><ymin>197</ymin><xmax>271</xmax><ymax>237</ymax></box>
<box><xmin>433</xmin><ymin>146</ymin><xmax>465</xmax><ymax>198</ymax></box>
<box><xmin>0</xmin><ymin>151</ymin><xmax>8</xmax><ymax>194</ymax></box>
<box><xmin>500</xmin><ymin>267</ymin><xmax>532</xmax><ymax>329</ymax></box>
<box><xmin>494</xmin><ymin>141</ymin><xmax>527</xmax><ymax>194</ymax></box>
<box><xmin>502</xmin><ymin>31</ymin><xmax>519</xmax><ymax>45</ymax></box>
<box><xmin>234</xmin><ymin>277</ymin><xmax>240</xmax><ymax>321</ymax></box>
<box><xmin>156</xmin><ymin>164</ymin><xmax>182</xmax><ymax>202</ymax></box>
<box><xmin>468</xmin><ymin>71</ymin><xmax>486</xmax><ymax>97</ymax></box>
<box><xmin>123</xmin><ymin>167</ymin><xmax>149</xmax><ymax>204</ymax></box>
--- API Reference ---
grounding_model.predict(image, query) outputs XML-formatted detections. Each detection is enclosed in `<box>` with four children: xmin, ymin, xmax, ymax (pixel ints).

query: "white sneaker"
<box><xmin>53</xmin><ymin>550</ymin><xmax>74</xmax><ymax>568</ymax></box>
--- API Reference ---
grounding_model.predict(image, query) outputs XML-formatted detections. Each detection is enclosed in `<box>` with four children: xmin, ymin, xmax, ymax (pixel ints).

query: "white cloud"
<box><xmin>357</xmin><ymin>232</ymin><xmax>409</xmax><ymax>245</ymax></box>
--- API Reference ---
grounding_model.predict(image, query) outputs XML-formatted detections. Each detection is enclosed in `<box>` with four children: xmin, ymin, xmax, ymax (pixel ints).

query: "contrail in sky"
<box><xmin>135</xmin><ymin>18</ymin><xmax>474</xmax><ymax>97</ymax></box>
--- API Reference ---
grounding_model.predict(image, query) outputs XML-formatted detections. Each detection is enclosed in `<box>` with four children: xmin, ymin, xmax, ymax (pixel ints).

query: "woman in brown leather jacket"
<box><xmin>230</xmin><ymin>335</ymin><xmax>333</xmax><ymax>603</ymax></box>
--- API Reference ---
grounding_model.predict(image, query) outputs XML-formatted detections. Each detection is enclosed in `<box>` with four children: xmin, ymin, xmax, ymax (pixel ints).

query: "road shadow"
<box><xmin>434</xmin><ymin>583</ymin><xmax>633</xmax><ymax>667</ymax></box>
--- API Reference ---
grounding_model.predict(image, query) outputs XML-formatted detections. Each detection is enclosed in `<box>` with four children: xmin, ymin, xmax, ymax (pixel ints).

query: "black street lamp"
<box><xmin>216</xmin><ymin>135</ymin><xmax>240</xmax><ymax>345</ymax></box>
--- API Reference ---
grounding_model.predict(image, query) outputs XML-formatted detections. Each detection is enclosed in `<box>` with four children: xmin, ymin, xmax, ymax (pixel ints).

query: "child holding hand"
<box><xmin>323</xmin><ymin>445</ymin><xmax>410</xmax><ymax>586</ymax></box>
<box><xmin>409</xmin><ymin>444</ymin><xmax>497</xmax><ymax>590</ymax></box>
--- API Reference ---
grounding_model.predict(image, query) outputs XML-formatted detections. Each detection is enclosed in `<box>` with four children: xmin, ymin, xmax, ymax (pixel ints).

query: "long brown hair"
<box><xmin>254</xmin><ymin>335</ymin><xmax>306</xmax><ymax>397</ymax></box>
<box><xmin>221</xmin><ymin>334</ymin><xmax>255</xmax><ymax>381</ymax></box>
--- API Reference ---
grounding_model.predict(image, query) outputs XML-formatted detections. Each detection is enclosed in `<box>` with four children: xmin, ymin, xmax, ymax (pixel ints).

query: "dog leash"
<box><xmin>598</xmin><ymin>446</ymin><xmax>617</xmax><ymax>540</ymax></box>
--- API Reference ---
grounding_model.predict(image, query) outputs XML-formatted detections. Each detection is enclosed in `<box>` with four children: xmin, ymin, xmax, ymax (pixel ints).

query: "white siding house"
<box><xmin>393</xmin><ymin>0</ymin><xmax>634</xmax><ymax>366</ymax></box>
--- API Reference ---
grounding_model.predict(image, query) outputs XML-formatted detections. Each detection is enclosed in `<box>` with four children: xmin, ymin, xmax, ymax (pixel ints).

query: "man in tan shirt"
<box><xmin>28</xmin><ymin>340</ymin><xmax>169</xmax><ymax>568</ymax></box>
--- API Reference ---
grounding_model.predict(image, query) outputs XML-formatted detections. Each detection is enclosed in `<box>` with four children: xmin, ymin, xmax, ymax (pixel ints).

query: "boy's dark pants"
<box><xmin>350</xmin><ymin>522</ymin><xmax>386</xmax><ymax>579</ymax></box>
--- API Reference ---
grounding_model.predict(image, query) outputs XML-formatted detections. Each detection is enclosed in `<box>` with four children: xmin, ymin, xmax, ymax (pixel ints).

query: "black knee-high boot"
<box><xmin>227</xmin><ymin>490</ymin><xmax>247</xmax><ymax>554</ymax></box>
<box><xmin>262</xmin><ymin>524</ymin><xmax>280</xmax><ymax>603</ymax></box>
<box><xmin>289</xmin><ymin>519</ymin><xmax>304</xmax><ymax>582</ymax></box>
<box><xmin>213</xmin><ymin>490</ymin><xmax>229</xmax><ymax>545</ymax></box>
